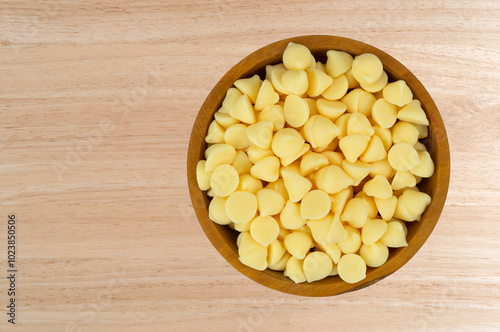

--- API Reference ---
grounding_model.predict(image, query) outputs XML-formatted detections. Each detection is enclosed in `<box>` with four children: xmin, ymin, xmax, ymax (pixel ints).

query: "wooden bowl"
<box><xmin>187</xmin><ymin>35</ymin><xmax>450</xmax><ymax>297</ymax></box>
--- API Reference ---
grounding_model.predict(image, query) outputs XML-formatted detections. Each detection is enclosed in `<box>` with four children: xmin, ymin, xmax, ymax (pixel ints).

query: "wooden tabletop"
<box><xmin>1</xmin><ymin>1</ymin><xmax>499</xmax><ymax>331</ymax></box>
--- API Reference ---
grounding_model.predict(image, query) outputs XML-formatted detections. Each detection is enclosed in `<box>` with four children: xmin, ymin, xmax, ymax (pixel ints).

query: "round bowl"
<box><xmin>187</xmin><ymin>35</ymin><xmax>450</xmax><ymax>297</ymax></box>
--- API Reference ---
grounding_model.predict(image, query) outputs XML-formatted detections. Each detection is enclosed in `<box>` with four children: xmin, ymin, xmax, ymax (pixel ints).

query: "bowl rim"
<box><xmin>187</xmin><ymin>35</ymin><xmax>450</xmax><ymax>297</ymax></box>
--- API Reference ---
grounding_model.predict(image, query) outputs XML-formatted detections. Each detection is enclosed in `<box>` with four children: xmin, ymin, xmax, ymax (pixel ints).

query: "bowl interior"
<box><xmin>187</xmin><ymin>35</ymin><xmax>450</xmax><ymax>297</ymax></box>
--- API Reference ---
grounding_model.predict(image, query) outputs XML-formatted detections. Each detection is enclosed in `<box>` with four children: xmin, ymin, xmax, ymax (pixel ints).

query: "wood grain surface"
<box><xmin>0</xmin><ymin>0</ymin><xmax>499</xmax><ymax>331</ymax></box>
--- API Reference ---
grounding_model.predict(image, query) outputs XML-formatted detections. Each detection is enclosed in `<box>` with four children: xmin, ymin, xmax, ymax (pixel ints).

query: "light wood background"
<box><xmin>1</xmin><ymin>1</ymin><xmax>499</xmax><ymax>331</ymax></box>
